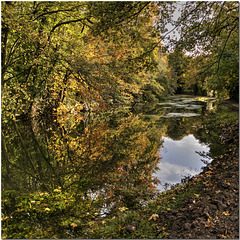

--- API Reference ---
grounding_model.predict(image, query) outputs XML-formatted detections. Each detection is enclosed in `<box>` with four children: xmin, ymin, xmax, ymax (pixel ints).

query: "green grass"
<box><xmin>212</xmin><ymin>105</ymin><xmax>238</xmax><ymax>125</ymax></box>
<box><xmin>92</xmin><ymin>180</ymin><xmax>202</xmax><ymax>239</ymax></box>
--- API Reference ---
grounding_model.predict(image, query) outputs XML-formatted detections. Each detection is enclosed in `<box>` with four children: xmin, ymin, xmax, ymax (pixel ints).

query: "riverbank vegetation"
<box><xmin>1</xmin><ymin>1</ymin><xmax>239</xmax><ymax>239</ymax></box>
<box><xmin>2</xmin><ymin>2</ymin><xmax>238</xmax><ymax>122</ymax></box>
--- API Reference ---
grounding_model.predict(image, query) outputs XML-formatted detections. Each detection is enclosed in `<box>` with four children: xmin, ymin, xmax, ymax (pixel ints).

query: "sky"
<box><xmin>161</xmin><ymin>2</ymin><xmax>184</xmax><ymax>49</ymax></box>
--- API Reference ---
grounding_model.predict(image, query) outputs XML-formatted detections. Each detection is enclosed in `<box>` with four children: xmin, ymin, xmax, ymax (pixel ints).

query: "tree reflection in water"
<box><xmin>2</xmin><ymin>97</ymin><xmax>234</xmax><ymax>238</ymax></box>
<box><xmin>2</xmin><ymin>109</ymin><xmax>162</xmax><ymax>218</ymax></box>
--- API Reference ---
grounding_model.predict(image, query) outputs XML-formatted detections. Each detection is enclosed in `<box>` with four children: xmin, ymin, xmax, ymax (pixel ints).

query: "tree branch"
<box><xmin>50</xmin><ymin>18</ymin><xmax>89</xmax><ymax>33</ymax></box>
<box><xmin>34</xmin><ymin>8</ymin><xmax>76</xmax><ymax>20</ymax></box>
<box><xmin>216</xmin><ymin>24</ymin><xmax>237</xmax><ymax>75</ymax></box>
<box><xmin>162</xmin><ymin>1</ymin><xmax>204</xmax><ymax>43</ymax></box>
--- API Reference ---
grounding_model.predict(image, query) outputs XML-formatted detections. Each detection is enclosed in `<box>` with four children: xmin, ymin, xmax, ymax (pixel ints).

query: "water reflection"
<box><xmin>2</xmin><ymin>96</ymin><xmax>229</xmax><ymax>214</ymax></box>
<box><xmin>154</xmin><ymin>135</ymin><xmax>211</xmax><ymax>191</ymax></box>
<box><xmin>144</xmin><ymin>96</ymin><xmax>225</xmax><ymax>191</ymax></box>
<box><xmin>3</xmin><ymin>95</ymin><xmax>235</xmax><ymax>237</ymax></box>
<box><xmin>2</xmin><ymin>111</ymin><xmax>162</xmax><ymax>217</ymax></box>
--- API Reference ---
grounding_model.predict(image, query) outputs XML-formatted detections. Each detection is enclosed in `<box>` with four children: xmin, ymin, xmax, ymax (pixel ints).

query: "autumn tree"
<box><xmin>170</xmin><ymin>1</ymin><xmax>239</xmax><ymax>100</ymax></box>
<box><xmin>168</xmin><ymin>49</ymin><xmax>190</xmax><ymax>94</ymax></box>
<box><xmin>2</xmin><ymin>1</ymin><xmax>175</xmax><ymax>124</ymax></box>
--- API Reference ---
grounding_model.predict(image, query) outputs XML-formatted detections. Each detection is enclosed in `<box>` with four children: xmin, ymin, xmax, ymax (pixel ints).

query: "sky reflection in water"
<box><xmin>154</xmin><ymin>134</ymin><xmax>211</xmax><ymax>191</ymax></box>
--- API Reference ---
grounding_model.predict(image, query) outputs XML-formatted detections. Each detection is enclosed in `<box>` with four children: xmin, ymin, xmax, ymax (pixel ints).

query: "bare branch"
<box><xmin>162</xmin><ymin>2</ymin><xmax>204</xmax><ymax>42</ymax></box>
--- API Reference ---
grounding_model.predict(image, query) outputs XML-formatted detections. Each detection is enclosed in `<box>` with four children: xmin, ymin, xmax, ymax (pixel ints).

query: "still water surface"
<box><xmin>139</xmin><ymin>96</ymin><xmax>215</xmax><ymax>191</ymax></box>
<box><xmin>3</xmin><ymin>95</ymin><xmax>239</xmax><ymax>238</ymax></box>
<box><xmin>155</xmin><ymin>135</ymin><xmax>211</xmax><ymax>191</ymax></box>
<box><xmin>2</xmin><ymin>96</ymin><xmax>232</xmax><ymax>212</ymax></box>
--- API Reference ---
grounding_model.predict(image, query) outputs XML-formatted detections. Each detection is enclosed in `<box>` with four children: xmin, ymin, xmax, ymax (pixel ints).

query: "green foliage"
<box><xmin>203</xmin><ymin>33</ymin><xmax>239</xmax><ymax>100</ymax></box>
<box><xmin>168</xmin><ymin>50</ymin><xmax>190</xmax><ymax>94</ymax></box>
<box><xmin>94</xmin><ymin>209</ymin><xmax>157</xmax><ymax>239</ymax></box>
<box><xmin>2</xmin><ymin>190</ymin><xmax>19</xmax><ymax>216</ymax></box>
<box><xmin>2</xmin><ymin>188</ymin><xmax>104</xmax><ymax>238</ymax></box>
<box><xmin>170</xmin><ymin>2</ymin><xmax>239</xmax><ymax>100</ymax></box>
<box><xmin>205</xmin><ymin>105</ymin><xmax>239</xmax><ymax>126</ymax></box>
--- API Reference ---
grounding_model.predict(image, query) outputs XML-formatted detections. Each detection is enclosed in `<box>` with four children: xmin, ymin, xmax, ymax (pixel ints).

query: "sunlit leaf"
<box><xmin>148</xmin><ymin>213</ymin><xmax>159</xmax><ymax>221</ymax></box>
<box><xmin>222</xmin><ymin>211</ymin><xmax>230</xmax><ymax>216</ymax></box>
<box><xmin>70</xmin><ymin>223</ymin><xmax>78</xmax><ymax>228</ymax></box>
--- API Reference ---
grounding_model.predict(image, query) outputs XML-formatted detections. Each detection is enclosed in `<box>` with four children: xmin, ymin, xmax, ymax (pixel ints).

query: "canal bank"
<box><xmin>93</xmin><ymin>120</ymin><xmax>239</xmax><ymax>239</ymax></box>
<box><xmin>2</xmin><ymin>95</ymin><xmax>238</xmax><ymax>238</ymax></box>
<box><xmin>151</xmin><ymin>120</ymin><xmax>239</xmax><ymax>239</ymax></box>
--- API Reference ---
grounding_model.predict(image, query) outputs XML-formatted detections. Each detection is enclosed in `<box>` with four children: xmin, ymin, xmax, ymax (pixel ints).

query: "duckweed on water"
<box><xmin>164</xmin><ymin>113</ymin><xmax>201</xmax><ymax>118</ymax></box>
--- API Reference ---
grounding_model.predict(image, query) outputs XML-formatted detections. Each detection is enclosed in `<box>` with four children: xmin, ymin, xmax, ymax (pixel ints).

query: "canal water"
<box><xmin>155</xmin><ymin>134</ymin><xmax>211</xmax><ymax>191</ymax></box>
<box><xmin>2</xmin><ymin>95</ymin><xmax>236</xmax><ymax>217</ymax></box>
<box><xmin>144</xmin><ymin>96</ymin><xmax>215</xmax><ymax>191</ymax></box>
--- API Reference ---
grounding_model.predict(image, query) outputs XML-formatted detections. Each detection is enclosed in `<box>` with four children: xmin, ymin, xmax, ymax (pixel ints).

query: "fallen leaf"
<box><xmin>225</xmin><ymin>181</ymin><xmax>230</xmax><ymax>186</ymax></box>
<box><xmin>119</xmin><ymin>225</ymin><xmax>124</xmax><ymax>231</ymax></box>
<box><xmin>70</xmin><ymin>223</ymin><xmax>78</xmax><ymax>228</ymax></box>
<box><xmin>222</xmin><ymin>211</ymin><xmax>230</xmax><ymax>216</ymax></box>
<box><xmin>119</xmin><ymin>207</ymin><xmax>128</xmax><ymax>212</ymax></box>
<box><xmin>148</xmin><ymin>213</ymin><xmax>159</xmax><ymax>221</ymax></box>
<box><xmin>204</xmin><ymin>223</ymin><xmax>210</xmax><ymax>228</ymax></box>
<box><xmin>219</xmin><ymin>234</ymin><xmax>228</xmax><ymax>239</ymax></box>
